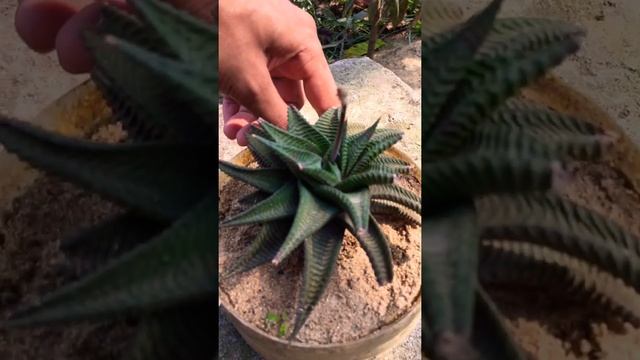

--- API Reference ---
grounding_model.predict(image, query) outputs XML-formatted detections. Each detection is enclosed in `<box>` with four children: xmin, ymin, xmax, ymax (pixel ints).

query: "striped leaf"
<box><xmin>351</xmin><ymin>130</ymin><xmax>403</xmax><ymax>173</ymax></box>
<box><xmin>221</xmin><ymin>220</ymin><xmax>290</xmax><ymax>279</ymax></box>
<box><xmin>287</xmin><ymin>107</ymin><xmax>330</xmax><ymax>153</ymax></box>
<box><xmin>370</xmin><ymin>184</ymin><xmax>421</xmax><ymax>213</ymax></box>
<box><xmin>128</xmin><ymin>0</ymin><xmax>217</xmax><ymax>71</ymax></box>
<box><xmin>220</xmin><ymin>182</ymin><xmax>298</xmax><ymax>227</ymax></box>
<box><xmin>291</xmin><ymin>220</ymin><xmax>345</xmax><ymax>339</ymax></box>
<box><xmin>314</xmin><ymin>186</ymin><xmax>371</xmax><ymax>231</ymax></box>
<box><xmin>0</xmin><ymin>116</ymin><xmax>215</xmax><ymax>220</ymax></box>
<box><xmin>424</xmin><ymin>154</ymin><xmax>558</xmax><ymax>207</ymax></box>
<box><xmin>424</xmin><ymin>0</ymin><xmax>503</xmax><ymax>131</ymax></box>
<box><xmin>423</xmin><ymin>204</ymin><xmax>479</xmax><ymax>357</ymax></box>
<box><xmin>338</xmin><ymin>170</ymin><xmax>395</xmax><ymax>192</ymax></box>
<box><xmin>5</xmin><ymin>195</ymin><xmax>217</xmax><ymax>327</ymax></box>
<box><xmin>346</xmin><ymin>215</ymin><xmax>393</xmax><ymax>285</ymax></box>
<box><xmin>219</xmin><ymin>160</ymin><xmax>287</xmax><ymax>193</ymax></box>
<box><xmin>272</xmin><ymin>182</ymin><xmax>339</xmax><ymax>265</ymax></box>
<box><xmin>260</xmin><ymin>120</ymin><xmax>322</xmax><ymax>155</ymax></box>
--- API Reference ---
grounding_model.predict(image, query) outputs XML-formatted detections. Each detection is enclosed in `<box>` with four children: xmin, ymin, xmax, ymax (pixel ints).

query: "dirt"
<box><xmin>218</xmin><ymin>174</ymin><xmax>421</xmax><ymax>345</ymax></box>
<box><xmin>0</xmin><ymin>175</ymin><xmax>133</xmax><ymax>360</ymax></box>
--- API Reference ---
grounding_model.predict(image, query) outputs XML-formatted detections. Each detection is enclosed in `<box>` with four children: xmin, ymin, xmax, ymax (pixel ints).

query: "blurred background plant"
<box><xmin>292</xmin><ymin>0</ymin><xmax>421</xmax><ymax>62</ymax></box>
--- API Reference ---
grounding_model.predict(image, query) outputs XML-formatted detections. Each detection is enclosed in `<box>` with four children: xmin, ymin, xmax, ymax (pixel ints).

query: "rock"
<box><xmin>219</xmin><ymin>57</ymin><xmax>421</xmax><ymax>166</ymax></box>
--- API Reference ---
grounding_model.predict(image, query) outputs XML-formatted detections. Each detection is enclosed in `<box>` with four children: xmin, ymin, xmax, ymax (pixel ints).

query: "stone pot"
<box><xmin>218</xmin><ymin>147</ymin><xmax>422</xmax><ymax>360</ymax></box>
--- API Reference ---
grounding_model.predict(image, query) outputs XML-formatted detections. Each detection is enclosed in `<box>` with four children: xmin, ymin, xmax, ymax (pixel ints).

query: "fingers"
<box><xmin>55</xmin><ymin>2</ymin><xmax>102</xmax><ymax>73</ymax></box>
<box><xmin>273</xmin><ymin>78</ymin><xmax>305</xmax><ymax>110</ymax></box>
<box><xmin>222</xmin><ymin>78</ymin><xmax>304</xmax><ymax>145</ymax></box>
<box><xmin>231</xmin><ymin>62</ymin><xmax>289</xmax><ymax>129</ymax></box>
<box><xmin>300</xmin><ymin>46</ymin><xmax>341</xmax><ymax>115</ymax></box>
<box><xmin>223</xmin><ymin>103</ymin><xmax>257</xmax><ymax>145</ymax></box>
<box><xmin>15</xmin><ymin>0</ymin><xmax>80</xmax><ymax>53</ymax></box>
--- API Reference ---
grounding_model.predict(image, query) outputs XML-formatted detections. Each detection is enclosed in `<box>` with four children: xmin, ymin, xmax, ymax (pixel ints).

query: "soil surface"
<box><xmin>219</xmin><ymin>174</ymin><xmax>421</xmax><ymax>345</ymax></box>
<box><xmin>0</xmin><ymin>175</ymin><xmax>132</xmax><ymax>360</ymax></box>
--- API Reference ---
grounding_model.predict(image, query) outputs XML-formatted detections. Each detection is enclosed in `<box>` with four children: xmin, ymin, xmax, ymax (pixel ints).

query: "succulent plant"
<box><xmin>423</xmin><ymin>0</ymin><xmax>640</xmax><ymax>358</ymax></box>
<box><xmin>219</xmin><ymin>92</ymin><xmax>421</xmax><ymax>339</ymax></box>
<box><xmin>0</xmin><ymin>1</ymin><xmax>218</xmax><ymax>358</ymax></box>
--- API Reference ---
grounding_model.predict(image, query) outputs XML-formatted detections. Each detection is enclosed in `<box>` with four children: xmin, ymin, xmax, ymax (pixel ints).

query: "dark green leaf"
<box><xmin>314</xmin><ymin>186</ymin><xmax>371</xmax><ymax>231</ymax></box>
<box><xmin>345</xmin><ymin>215</ymin><xmax>393</xmax><ymax>285</ymax></box>
<box><xmin>5</xmin><ymin>194</ymin><xmax>217</xmax><ymax>327</ymax></box>
<box><xmin>219</xmin><ymin>160</ymin><xmax>287</xmax><ymax>193</ymax></box>
<box><xmin>273</xmin><ymin>182</ymin><xmax>339</xmax><ymax>265</ymax></box>
<box><xmin>0</xmin><ymin>116</ymin><xmax>214</xmax><ymax>220</ymax></box>
<box><xmin>287</xmin><ymin>107</ymin><xmax>331</xmax><ymax>153</ymax></box>
<box><xmin>291</xmin><ymin>220</ymin><xmax>345</xmax><ymax>339</ymax></box>
<box><xmin>423</xmin><ymin>204</ymin><xmax>479</xmax><ymax>357</ymax></box>
<box><xmin>221</xmin><ymin>182</ymin><xmax>298</xmax><ymax>227</ymax></box>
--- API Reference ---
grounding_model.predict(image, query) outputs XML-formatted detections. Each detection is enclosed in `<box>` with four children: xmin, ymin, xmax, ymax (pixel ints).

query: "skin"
<box><xmin>14</xmin><ymin>0</ymin><xmax>340</xmax><ymax>145</ymax></box>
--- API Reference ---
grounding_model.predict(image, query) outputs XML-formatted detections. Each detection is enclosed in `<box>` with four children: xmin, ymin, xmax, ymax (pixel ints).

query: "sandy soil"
<box><xmin>218</xmin><ymin>174</ymin><xmax>421</xmax><ymax>345</ymax></box>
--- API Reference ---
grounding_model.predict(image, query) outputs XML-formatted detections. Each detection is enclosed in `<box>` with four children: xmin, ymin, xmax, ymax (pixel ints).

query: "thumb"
<box><xmin>232</xmin><ymin>65</ymin><xmax>289</xmax><ymax>129</ymax></box>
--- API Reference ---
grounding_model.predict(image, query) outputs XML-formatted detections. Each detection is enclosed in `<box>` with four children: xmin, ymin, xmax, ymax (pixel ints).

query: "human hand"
<box><xmin>219</xmin><ymin>0</ymin><xmax>340</xmax><ymax>146</ymax></box>
<box><xmin>14</xmin><ymin>0</ymin><xmax>212</xmax><ymax>73</ymax></box>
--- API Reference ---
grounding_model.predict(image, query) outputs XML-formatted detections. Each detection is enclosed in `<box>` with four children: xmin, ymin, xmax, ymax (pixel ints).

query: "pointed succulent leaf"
<box><xmin>221</xmin><ymin>182</ymin><xmax>298</xmax><ymax>227</ymax></box>
<box><xmin>474</xmin><ymin>124</ymin><xmax>612</xmax><ymax>161</ymax></box>
<box><xmin>470</xmin><ymin>289</ymin><xmax>526</xmax><ymax>359</ymax></box>
<box><xmin>351</xmin><ymin>130</ymin><xmax>403</xmax><ymax>173</ymax></box>
<box><xmin>221</xmin><ymin>220</ymin><xmax>290</xmax><ymax>279</ymax></box>
<box><xmin>338</xmin><ymin>170</ymin><xmax>395</xmax><ymax>192</ymax></box>
<box><xmin>5</xmin><ymin>195</ymin><xmax>216</xmax><ymax>327</ymax></box>
<box><xmin>491</xmin><ymin>100</ymin><xmax>600</xmax><ymax>135</ymax></box>
<box><xmin>341</xmin><ymin>119</ymin><xmax>379</xmax><ymax>174</ymax></box>
<box><xmin>424</xmin><ymin>0</ymin><xmax>503</xmax><ymax>130</ymax></box>
<box><xmin>425</xmin><ymin>19</ymin><xmax>583</xmax><ymax>160</ymax></box>
<box><xmin>127</xmin><ymin>301</ymin><xmax>216</xmax><ymax>360</ymax></box>
<box><xmin>367</xmin><ymin>163</ymin><xmax>411</xmax><ymax>175</ymax></box>
<box><xmin>260</xmin><ymin>120</ymin><xmax>322</xmax><ymax>155</ymax></box>
<box><xmin>313</xmin><ymin>107</ymin><xmax>340</xmax><ymax>142</ymax></box>
<box><xmin>291</xmin><ymin>220</ymin><xmax>345</xmax><ymax>339</ymax></box>
<box><xmin>246</xmin><ymin>128</ymin><xmax>284</xmax><ymax>168</ymax></box>
<box><xmin>371</xmin><ymin>155</ymin><xmax>412</xmax><ymax>168</ymax></box>
<box><xmin>128</xmin><ymin>0</ymin><xmax>217</xmax><ymax>71</ymax></box>
<box><xmin>92</xmin><ymin>68</ymin><xmax>168</xmax><ymax>141</ymax></box>
<box><xmin>370</xmin><ymin>184</ymin><xmax>421</xmax><ymax>213</ymax></box>
<box><xmin>480</xmin><ymin>240</ymin><xmax>640</xmax><ymax>326</ymax></box>
<box><xmin>328</xmin><ymin>103</ymin><xmax>348</xmax><ymax>162</ymax></box>
<box><xmin>313</xmin><ymin>186</ymin><xmax>371</xmax><ymax>231</ymax></box>
<box><xmin>251</xmin><ymin>135</ymin><xmax>322</xmax><ymax>173</ymax></box>
<box><xmin>423</xmin><ymin>204</ymin><xmax>479</xmax><ymax>356</ymax></box>
<box><xmin>0</xmin><ymin>116</ymin><xmax>215</xmax><ymax>220</ymax></box>
<box><xmin>287</xmin><ymin>107</ymin><xmax>331</xmax><ymax>153</ymax></box>
<box><xmin>219</xmin><ymin>160</ymin><xmax>287</xmax><ymax>193</ymax></box>
<box><xmin>86</xmin><ymin>33</ymin><xmax>215</xmax><ymax>141</ymax></box>
<box><xmin>371</xmin><ymin>199</ymin><xmax>421</xmax><ymax>226</ymax></box>
<box><xmin>61</xmin><ymin>212</ymin><xmax>166</xmax><ymax>270</ymax></box>
<box><xmin>100</xmin><ymin>34</ymin><xmax>216</xmax><ymax>121</ymax></box>
<box><xmin>345</xmin><ymin>216</ymin><xmax>393</xmax><ymax>285</ymax></box>
<box><xmin>424</xmin><ymin>154</ymin><xmax>560</xmax><ymax>209</ymax></box>
<box><xmin>272</xmin><ymin>182</ymin><xmax>339</xmax><ymax>265</ymax></box>
<box><xmin>477</xmin><ymin>194</ymin><xmax>640</xmax><ymax>291</ymax></box>
<box><xmin>477</xmin><ymin>194</ymin><xmax>640</xmax><ymax>258</ymax></box>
